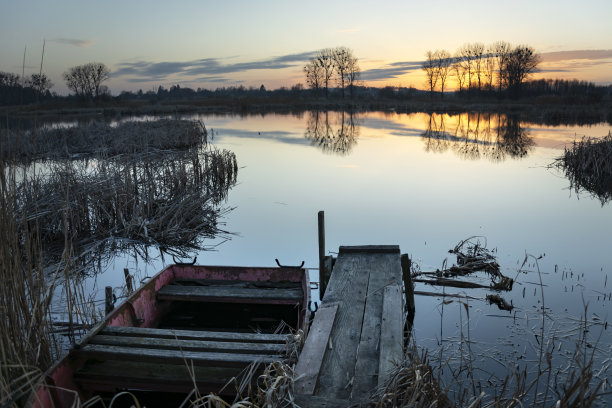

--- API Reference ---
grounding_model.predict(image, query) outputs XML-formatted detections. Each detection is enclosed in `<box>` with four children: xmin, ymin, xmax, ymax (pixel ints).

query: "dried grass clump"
<box><xmin>554</xmin><ymin>131</ymin><xmax>612</xmax><ymax>204</ymax></box>
<box><xmin>1</xmin><ymin>119</ymin><xmax>208</xmax><ymax>162</ymax></box>
<box><xmin>372</xmin><ymin>347</ymin><xmax>450</xmax><ymax>408</ymax></box>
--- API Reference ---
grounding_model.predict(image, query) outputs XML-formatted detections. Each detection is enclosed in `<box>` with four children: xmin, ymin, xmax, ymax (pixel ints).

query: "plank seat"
<box><xmin>157</xmin><ymin>283</ymin><xmax>303</xmax><ymax>304</ymax></box>
<box><xmin>100</xmin><ymin>326</ymin><xmax>292</xmax><ymax>344</ymax></box>
<box><xmin>75</xmin><ymin>360</ymin><xmax>244</xmax><ymax>394</ymax></box>
<box><xmin>76</xmin><ymin>344</ymin><xmax>282</xmax><ymax>367</ymax></box>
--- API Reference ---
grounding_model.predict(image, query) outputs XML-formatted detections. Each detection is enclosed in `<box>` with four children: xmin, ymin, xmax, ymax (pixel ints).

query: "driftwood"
<box><xmin>486</xmin><ymin>294</ymin><xmax>514</xmax><ymax>311</ymax></box>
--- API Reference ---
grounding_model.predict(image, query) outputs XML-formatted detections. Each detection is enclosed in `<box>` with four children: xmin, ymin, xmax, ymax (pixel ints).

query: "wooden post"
<box><xmin>318</xmin><ymin>211</ymin><xmax>327</xmax><ymax>299</ymax></box>
<box><xmin>124</xmin><ymin>268</ymin><xmax>133</xmax><ymax>295</ymax></box>
<box><xmin>401</xmin><ymin>254</ymin><xmax>415</xmax><ymax>330</ymax></box>
<box><xmin>105</xmin><ymin>286</ymin><xmax>114</xmax><ymax>315</ymax></box>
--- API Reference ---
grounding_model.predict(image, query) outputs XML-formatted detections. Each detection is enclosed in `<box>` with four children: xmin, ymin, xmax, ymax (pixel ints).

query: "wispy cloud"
<box><xmin>113</xmin><ymin>51</ymin><xmax>319</xmax><ymax>83</ymax></box>
<box><xmin>540</xmin><ymin>49</ymin><xmax>612</xmax><ymax>62</ymax></box>
<box><xmin>53</xmin><ymin>38</ymin><xmax>95</xmax><ymax>48</ymax></box>
<box><xmin>360</xmin><ymin>61</ymin><xmax>422</xmax><ymax>81</ymax></box>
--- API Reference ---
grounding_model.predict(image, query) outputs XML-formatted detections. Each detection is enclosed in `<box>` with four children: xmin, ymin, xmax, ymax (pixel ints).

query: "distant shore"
<box><xmin>2</xmin><ymin>96</ymin><xmax>611</xmax><ymax>127</ymax></box>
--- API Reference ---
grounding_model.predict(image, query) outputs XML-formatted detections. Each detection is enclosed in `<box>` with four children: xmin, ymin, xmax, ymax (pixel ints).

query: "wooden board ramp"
<box><xmin>295</xmin><ymin>245</ymin><xmax>405</xmax><ymax>406</ymax></box>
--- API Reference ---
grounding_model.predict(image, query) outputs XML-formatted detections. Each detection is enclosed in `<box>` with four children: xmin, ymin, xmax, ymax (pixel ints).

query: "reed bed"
<box><xmin>1</xmin><ymin>119</ymin><xmax>208</xmax><ymax>163</ymax></box>
<box><xmin>553</xmin><ymin>131</ymin><xmax>612</xmax><ymax>205</ymax></box>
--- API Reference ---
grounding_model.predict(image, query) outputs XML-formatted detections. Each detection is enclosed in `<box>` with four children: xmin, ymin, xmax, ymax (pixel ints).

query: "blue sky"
<box><xmin>1</xmin><ymin>0</ymin><xmax>611</xmax><ymax>94</ymax></box>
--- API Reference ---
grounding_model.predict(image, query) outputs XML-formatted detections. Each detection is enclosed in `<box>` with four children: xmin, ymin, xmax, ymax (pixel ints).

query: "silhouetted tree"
<box><xmin>492</xmin><ymin>41</ymin><xmax>512</xmax><ymax>93</ymax></box>
<box><xmin>503</xmin><ymin>46</ymin><xmax>540</xmax><ymax>97</ymax></box>
<box><xmin>304</xmin><ymin>59</ymin><xmax>323</xmax><ymax>95</ymax></box>
<box><xmin>435</xmin><ymin>50</ymin><xmax>452</xmax><ymax>96</ymax></box>
<box><xmin>422</xmin><ymin>51</ymin><xmax>438</xmax><ymax>97</ymax></box>
<box><xmin>27</xmin><ymin>73</ymin><xmax>53</xmax><ymax>97</ymax></box>
<box><xmin>316</xmin><ymin>49</ymin><xmax>335</xmax><ymax>98</ymax></box>
<box><xmin>63</xmin><ymin>62</ymin><xmax>110</xmax><ymax>99</ymax></box>
<box><xmin>452</xmin><ymin>57</ymin><xmax>467</xmax><ymax>92</ymax></box>
<box><xmin>345</xmin><ymin>52</ymin><xmax>360</xmax><ymax>99</ymax></box>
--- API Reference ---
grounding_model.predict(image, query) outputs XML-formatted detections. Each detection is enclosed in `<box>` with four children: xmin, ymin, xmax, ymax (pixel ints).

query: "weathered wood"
<box><xmin>318</xmin><ymin>210</ymin><xmax>326</xmax><ymax>298</ymax></box>
<box><xmin>101</xmin><ymin>326</ymin><xmax>291</xmax><ymax>344</ymax></box>
<box><xmin>320</xmin><ymin>256</ymin><xmax>333</xmax><ymax>300</ymax></box>
<box><xmin>157</xmin><ymin>284</ymin><xmax>303</xmax><ymax>303</ymax></box>
<box><xmin>378</xmin><ymin>284</ymin><xmax>404</xmax><ymax>388</ymax></box>
<box><xmin>172</xmin><ymin>279</ymin><xmax>301</xmax><ymax>289</ymax></box>
<box><xmin>75</xmin><ymin>360</ymin><xmax>243</xmax><ymax>394</ymax></box>
<box><xmin>316</xmin><ymin>247</ymin><xmax>402</xmax><ymax>401</ymax></box>
<box><xmin>401</xmin><ymin>254</ymin><xmax>415</xmax><ymax>329</ymax></box>
<box><xmin>77</xmin><ymin>344</ymin><xmax>280</xmax><ymax>366</ymax></box>
<box><xmin>90</xmin><ymin>335</ymin><xmax>285</xmax><ymax>355</ymax></box>
<box><xmin>338</xmin><ymin>245</ymin><xmax>400</xmax><ymax>254</ymax></box>
<box><xmin>413</xmin><ymin>277</ymin><xmax>492</xmax><ymax>289</ymax></box>
<box><xmin>123</xmin><ymin>268</ymin><xmax>133</xmax><ymax>294</ymax></box>
<box><xmin>105</xmin><ymin>286</ymin><xmax>113</xmax><ymax>315</ymax></box>
<box><xmin>294</xmin><ymin>303</ymin><xmax>339</xmax><ymax>395</ymax></box>
<box><xmin>353</xmin><ymin>256</ymin><xmax>390</xmax><ymax>400</ymax></box>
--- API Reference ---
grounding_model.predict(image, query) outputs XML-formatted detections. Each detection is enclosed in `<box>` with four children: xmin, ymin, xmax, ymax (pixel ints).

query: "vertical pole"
<box><xmin>105</xmin><ymin>286</ymin><xmax>114</xmax><ymax>315</ymax></box>
<box><xmin>318</xmin><ymin>211</ymin><xmax>326</xmax><ymax>298</ymax></box>
<box><xmin>124</xmin><ymin>268</ymin><xmax>133</xmax><ymax>295</ymax></box>
<box><xmin>401</xmin><ymin>254</ymin><xmax>416</xmax><ymax>330</ymax></box>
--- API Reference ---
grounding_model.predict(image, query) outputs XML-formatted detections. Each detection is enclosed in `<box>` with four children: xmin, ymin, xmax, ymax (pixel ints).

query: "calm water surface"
<box><xmin>90</xmin><ymin>111</ymin><xmax>611</xmax><ymax>402</ymax></box>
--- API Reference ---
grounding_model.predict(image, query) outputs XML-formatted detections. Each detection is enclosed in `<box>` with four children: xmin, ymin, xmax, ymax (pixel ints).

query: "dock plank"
<box><xmin>157</xmin><ymin>285</ymin><xmax>302</xmax><ymax>303</ymax></box>
<box><xmin>310</xmin><ymin>245</ymin><xmax>403</xmax><ymax>403</ymax></box>
<box><xmin>77</xmin><ymin>344</ymin><xmax>280</xmax><ymax>366</ymax></box>
<box><xmin>90</xmin><ymin>335</ymin><xmax>285</xmax><ymax>355</ymax></box>
<box><xmin>101</xmin><ymin>326</ymin><xmax>291</xmax><ymax>343</ymax></box>
<box><xmin>378</xmin><ymin>284</ymin><xmax>404</xmax><ymax>388</ymax></box>
<box><xmin>294</xmin><ymin>303</ymin><xmax>339</xmax><ymax>395</ymax></box>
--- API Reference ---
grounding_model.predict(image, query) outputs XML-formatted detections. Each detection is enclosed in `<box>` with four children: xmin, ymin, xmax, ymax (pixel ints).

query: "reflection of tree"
<box><xmin>421</xmin><ymin>113</ymin><xmax>534</xmax><ymax>161</ymax></box>
<box><xmin>305</xmin><ymin>111</ymin><xmax>360</xmax><ymax>155</ymax></box>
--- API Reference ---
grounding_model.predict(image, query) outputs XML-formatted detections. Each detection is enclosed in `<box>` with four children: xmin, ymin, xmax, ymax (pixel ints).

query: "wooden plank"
<box><xmin>378</xmin><ymin>284</ymin><xmax>404</xmax><ymax>388</ymax></box>
<box><xmin>157</xmin><ymin>285</ymin><xmax>303</xmax><ymax>303</ymax></box>
<box><xmin>75</xmin><ymin>360</ymin><xmax>243</xmax><ymax>394</ymax></box>
<box><xmin>353</xmin><ymin>254</ymin><xmax>396</xmax><ymax>400</ymax></box>
<box><xmin>338</xmin><ymin>245</ymin><xmax>400</xmax><ymax>254</ymax></box>
<box><xmin>77</xmin><ymin>344</ymin><xmax>281</xmax><ymax>366</ymax></box>
<box><xmin>172</xmin><ymin>279</ymin><xmax>301</xmax><ymax>289</ymax></box>
<box><xmin>294</xmin><ymin>303</ymin><xmax>339</xmax><ymax>395</ymax></box>
<box><xmin>90</xmin><ymin>335</ymin><xmax>285</xmax><ymax>355</ymax></box>
<box><xmin>315</xmin><ymin>252</ymin><xmax>371</xmax><ymax>400</ymax></box>
<box><xmin>101</xmin><ymin>326</ymin><xmax>291</xmax><ymax>344</ymax></box>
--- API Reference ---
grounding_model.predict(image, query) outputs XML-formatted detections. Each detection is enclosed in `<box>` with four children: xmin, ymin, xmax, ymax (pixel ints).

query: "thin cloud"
<box><xmin>114</xmin><ymin>51</ymin><xmax>319</xmax><ymax>83</ymax></box>
<box><xmin>360</xmin><ymin>61</ymin><xmax>422</xmax><ymax>81</ymax></box>
<box><xmin>540</xmin><ymin>49</ymin><xmax>612</xmax><ymax>62</ymax></box>
<box><xmin>336</xmin><ymin>28</ymin><xmax>360</xmax><ymax>33</ymax></box>
<box><xmin>53</xmin><ymin>38</ymin><xmax>95</xmax><ymax>48</ymax></box>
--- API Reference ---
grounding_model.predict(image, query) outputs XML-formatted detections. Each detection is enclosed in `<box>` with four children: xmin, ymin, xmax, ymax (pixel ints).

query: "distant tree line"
<box><xmin>303</xmin><ymin>47</ymin><xmax>361</xmax><ymax>99</ymax></box>
<box><xmin>0</xmin><ymin>71</ymin><xmax>54</xmax><ymax>105</ymax></box>
<box><xmin>422</xmin><ymin>41</ymin><xmax>540</xmax><ymax>98</ymax></box>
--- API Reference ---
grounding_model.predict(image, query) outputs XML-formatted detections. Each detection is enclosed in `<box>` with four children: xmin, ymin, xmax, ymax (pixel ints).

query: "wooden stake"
<box><xmin>318</xmin><ymin>211</ymin><xmax>328</xmax><ymax>299</ymax></box>
<box><xmin>124</xmin><ymin>268</ymin><xmax>133</xmax><ymax>294</ymax></box>
<box><xmin>401</xmin><ymin>254</ymin><xmax>415</xmax><ymax>329</ymax></box>
<box><xmin>105</xmin><ymin>286</ymin><xmax>114</xmax><ymax>315</ymax></box>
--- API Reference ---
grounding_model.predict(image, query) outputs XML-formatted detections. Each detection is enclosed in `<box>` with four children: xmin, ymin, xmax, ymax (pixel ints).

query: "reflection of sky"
<box><xmin>86</xmin><ymin>112</ymin><xmax>611</xmax><ymax>403</ymax></box>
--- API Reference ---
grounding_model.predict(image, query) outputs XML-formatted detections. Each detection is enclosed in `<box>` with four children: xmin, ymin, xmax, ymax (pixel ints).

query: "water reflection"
<box><xmin>304</xmin><ymin>111</ymin><xmax>360</xmax><ymax>155</ymax></box>
<box><xmin>421</xmin><ymin>113</ymin><xmax>534</xmax><ymax>161</ymax></box>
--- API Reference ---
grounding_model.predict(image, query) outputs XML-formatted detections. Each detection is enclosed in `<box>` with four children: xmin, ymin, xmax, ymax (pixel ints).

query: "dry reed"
<box><xmin>553</xmin><ymin>131</ymin><xmax>612</xmax><ymax>205</ymax></box>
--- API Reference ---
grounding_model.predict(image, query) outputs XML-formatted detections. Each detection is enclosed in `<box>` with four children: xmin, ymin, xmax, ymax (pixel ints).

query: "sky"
<box><xmin>1</xmin><ymin>0</ymin><xmax>611</xmax><ymax>95</ymax></box>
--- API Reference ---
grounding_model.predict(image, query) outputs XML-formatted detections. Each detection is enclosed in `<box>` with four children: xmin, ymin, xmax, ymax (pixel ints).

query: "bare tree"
<box><xmin>483</xmin><ymin>47</ymin><xmax>496</xmax><ymax>92</ymax></box>
<box><xmin>492</xmin><ymin>41</ymin><xmax>512</xmax><ymax>93</ymax></box>
<box><xmin>63</xmin><ymin>62</ymin><xmax>110</xmax><ymax>99</ymax></box>
<box><xmin>316</xmin><ymin>49</ymin><xmax>335</xmax><ymax>99</ymax></box>
<box><xmin>27</xmin><ymin>73</ymin><xmax>53</xmax><ymax>96</ymax></box>
<box><xmin>333</xmin><ymin>47</ymin><xmax>352</xmax><ymax>99</ymax></box>
<box><xmin>435</xmin><ymin>50</ymin><xmax>452</xmax><ymax>96</ymax></box>
<box><xmin>422</xmin><ymin>51</ymin><xmax>439</xmax><ymax>97</ymax></box>
<box><xmin>458</xmin><ymin>45</ymin><xmax>474</xmax><ymax>91</ymax></box>
<box><xmin>346</xmin><ymin>52</ymin><xmax>360</xmax><ymax>99</ymax></box>
<box><xmin>504</xmin><ymin>45</ymin><xmax>540</xmax><ymax>97</ymax></box>
<box><xmin>469</xmin><ymin>43</ymin><xmax>486</xmax><ymax>91</ymax></box>
<box><xmin>304</xmin><ymin>59</ymin><xmax>323</xmax><ymax>96</ymax></box>
<box><xmin>452</xmin><ymin>56</ymin><xmax>467</xmax><ymax>92</ymax></box>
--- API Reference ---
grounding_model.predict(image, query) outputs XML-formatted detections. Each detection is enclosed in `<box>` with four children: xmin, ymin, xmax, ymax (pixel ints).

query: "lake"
<box><xmin>51</xmin><ymin>110</ymin><xmax>612</xmax><ymax>404</ymax></box>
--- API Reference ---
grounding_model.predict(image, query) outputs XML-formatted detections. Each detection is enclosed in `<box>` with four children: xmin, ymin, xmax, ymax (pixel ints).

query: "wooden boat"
<box><xmin>33</xmin><ymin>264</ymin><xmax>310</xmax><ymax>407</ymax></box>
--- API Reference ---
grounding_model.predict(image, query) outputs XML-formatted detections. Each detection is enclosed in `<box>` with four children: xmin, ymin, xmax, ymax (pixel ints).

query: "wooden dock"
<box><xmin>295</xmin><ymin>245</ymin><xmax>405</xmax><ymax>407</ymax></box>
